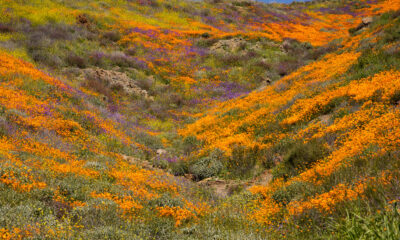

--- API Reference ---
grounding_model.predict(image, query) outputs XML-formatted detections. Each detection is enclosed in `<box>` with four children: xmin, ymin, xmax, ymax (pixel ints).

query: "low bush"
<box><xmin>332</xmin><ymin>204</ymin><xmax>400</xmax><ymax>240</ymax></box>
<box><xmin>148</xmin><ymin>101</ymin><xmax>170</xmax><ymax>120</ymax></box>
<box><xmin>272</xmin><ymin>139</ymin><xmax>328</xmax><ymax>180</ymax></box>
<box><xmin>149</xmin><ymin>193</ymin><xmax>183</xmax><ymax>208</ymax></box>
<box><xmin>107</xmin><ymin>51</ymin><xmax>133</xmax><ymax>67</ymax></box>
<box><xmin>182</xmin><ymin>136</ymin><xmax>202</xmax><ymax>155</ymax></box>
<box><xmin>382</xmin><ymin>15</ymin><xmax>400</xmax><ymax>44</ymax></box>
<box><xmin>152</xmin><ymin>157</ymin><xmax>169</xmax><ymax>169</ymax></box>
<box><xmin>390</xmin><ymin>90</ymin><xmax>400</xmax><ymax>105</ymax></box>
<box><xmin>0</xmin><ymin>23</ymin><xmax>14</xmax><ymax>33</ymax></box>
<box><xmin>88</xmin><ymin>51</ymin><xmax>106</xmax><ymax>67</ymax></box>
<box><xmin>261</xmin><ymin>138</ymin><xmax>294</xmax><ymax>169</ymax></box>
<box><xmin>66</xmin><ymin>53</ymin><xmax>87</xmax><ymax>68</ymax></box>
<box><xmin>82</xmin><ymin>226</ymin><xmax>133</xmax><ymax>240</ymax></box>
<box><xmin>134</xmin><ymin>132</ymin><xmax>162</xmax><ymax>151</ymax></box>
<box><xmin>102</xmin><ymin>30</ymin><xmax>121</xmax><ymax>42</ymax></box>
<box><xmin>189</xmin><ymin>152</ymin><xmax>224</xmax><ymax>181</ymax></box>
<box><xmin>226</xmin><ymin>145</ymin><xmax>259</xmax><ymax>178</ymax></box>
<box><xmin>276</xmin><ymin>59</ymin><xmax>301</xmax><ymax>77</ymax></box>
<box><xmin>82</xmin><ymin>74</ymin><xmax>113</xmax><ymax>101</ymax></box>
<box><xmin>272</xmin><ymin>181</ymin><xmax>316</xmax><ymax>206</ymax></box>
<box><xmin>136</xmin><ymin>77</ymin><xmax>155</xmax><ymax>91</ymax></box>
<box><xmin>350</xmin><ymin>49</ymin><xmax>396</xmax><ymax>80</ymax></box>
<box><xmin>0</xmin><ymin>117</ymin><xmax>9</xmax><ymax>137</ymax></box>
<box><xmin>73</xmin><ymin>199</ymin><xmax>121</xmax><ymax>228</ymax></box>
<box><xmin>124</xmin><ymin>48</ymin><xmax>136</xmax><ymax>56</ymax></box>
<box><xmin>170</xmin><ymin>159</ymin><xmax>189</xmax><ymax>176</ymax></box>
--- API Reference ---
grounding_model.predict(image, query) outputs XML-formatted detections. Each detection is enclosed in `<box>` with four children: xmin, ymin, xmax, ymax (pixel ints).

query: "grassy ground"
<box><xmin>0</xmin><ymin>0</ymin><xmax>399</xmax><ymax>239</ymax></box>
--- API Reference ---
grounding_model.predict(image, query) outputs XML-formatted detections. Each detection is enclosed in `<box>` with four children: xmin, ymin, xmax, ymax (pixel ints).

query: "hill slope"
<box><xmin>181</xmin><ymin>5</ymin><xmax>400</xmax><ymax>239</ymax></box>
<box><xmin>0</xmin><ymin>0</ymin><xmax>399</xmax><ymax>239</ymax></box>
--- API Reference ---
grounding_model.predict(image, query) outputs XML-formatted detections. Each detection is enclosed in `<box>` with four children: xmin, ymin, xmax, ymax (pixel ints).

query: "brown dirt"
<box><xmin>198</xmin><ymin>170</ymin><xmax>273</xmax><ymax>198</ymax></box>
<box><xmin>122</xmin><ymin>154</ymin><xmax>273</xmax><ymax>199</ymax></box>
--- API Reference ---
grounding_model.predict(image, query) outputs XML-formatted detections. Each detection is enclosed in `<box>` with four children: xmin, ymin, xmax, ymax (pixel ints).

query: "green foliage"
<box><xmin>226</xmin><ymin>146</ymin><xmax>260</xmax><ymax>178</ymax></box>
<box><xmin>333</xmin><ymin>205</ymin><xmax>400</xmax><ymax>240</ymax></box>
<box><xmin>349</xmin><ymin>49</ymin><xmax>399</xmax><ymax>80</ymax></box>
<box><xmin>261</xmin><ymin>138</ymin><xmax>294</xmax><ymax>169</ymax></box>
<box><xmin>390</xmin><ymin>90</ymin><xmax>400</xmax><ymax>105</ymax></box>
<box><xmin>0</xmin><ymin>0</ymin><xmax>399</xmax><ymax>239</ymax></box>
<box><xmin>73</xmin><ymin>199</ymin><xmax>121</xmax><ymax>228</ymax></box>
<box><xmin>182</xmin><ymin>136</ymin><xmax>201</xmax><ymax>155</ymax></box>
<box><xmin>0</xmin><ymin>117</ymin><xmax>7</xmax><ymax>137</ymax></box>
<box><xmin>272</xmin><ymin>139</ymin><xmax>328</xmax><ymax>180</ymax></box>
<box><xmin>134</xmin><ymin>132</ymin><xmax>163</xmax><ymax>150</ymax></box>
<box><xmin>189</xmin><ymin>150</ymin><xmax>224</xmax><ymax>180</ymax></box>
<box><xmin>153</xmin><ymin>157</ymin><xmax>169</xmax><ymax>169</ymax></box>
<box><xmin>20</xmin><ymin>78</ymin><xmax>56</xmax><ymax>100</ymax></box>
<box><xmin>381</xmin><ymin>17</ymin><xmax>400</xmax><ymax>44</ymax></box>
<box><xmin>271</xmin><ymin>181</ymin><xmax>316</xmax><ymax>206</ymax></box>
<box><xmin>149</xmin><ymin>193</ymin><xmax>184</xmax><ymax>208</ymax></box>
<box><xmin>170</xmin><ymin>159</ymin><xmax>189</xmax><ymax>176</ymax></box>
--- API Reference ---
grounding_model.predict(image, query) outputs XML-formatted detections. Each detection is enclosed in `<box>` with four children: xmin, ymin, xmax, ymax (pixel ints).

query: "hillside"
<box><xmin>0</xmin><ymin>0</ymin><xmax>399</xmax><ymax>239</ymax></box>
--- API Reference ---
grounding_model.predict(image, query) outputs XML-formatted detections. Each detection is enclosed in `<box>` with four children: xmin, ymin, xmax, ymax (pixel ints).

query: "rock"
<box><xmin>210</xmin><ymin>37</ymin><xmax>247</xmax><ymax>54</ymax></box>
<box><xmin>197</xmin><ymin>178</ymin><xmax>227</xmax><ymax>187</ymax></box>
<box><xmin>122</xmin><ymin>154</ymin><xmax>154</xmax><ymax>170</ymax></box>
<box><xmin>273</xmin><ymin>155</ymin><xmax>283</xmax><ymax>164</ymax></box>
<box><xmin>77</xmin><ymin>14</ymin><xmax>89</xmax><ymax>25</ymax></box>
<box><xmin>249</xmin><ymin>42</ymin><xmax>262</xmax><ymax>51</ymax></box>
<box><xmin>122</xmin><ymin>155</ymin><xmax>139</xmax><ymax>164</ymax></box>
<box><xmin>281</xmin><ymin>39</ymin><xmax>292</xmax><ymax>52</ymax></box>
<box><xmin>197</xmin><ymin>178</ymin><xmax>236</xmax><ymax>198</ymax></box>
<box><xmin>353</xmin><ymin>16</ymin><xmax>374</xmax><ymax>33</ymax></box>
<box><xmin>257</xmin><ymin>77</ymin><xmax>272</xmax><ymax>91</ymax></box>
<box><xmin>184</xmin><ymin>174</ymin><xmax>195</xmax><ymax>181</ymax></box>
<box><xmin>156</xmin><ymin>149</ymin><xmax>167</xmax><ymax>155</ymax></box>
<box><xmin>362</xmin><ymin>16</ymin><xmax>373</xmax><ymax>25</ymax></box>
<box><xmin>319</xmin><ymin>114</ymin><xmax>332</xmax><ymax>125</ymax></box>
<box><xmin>83</xmin><ymin>68</ymin><xmax>151</xmax><ymax>99</ymax></box>
<box><xmin>141</xmin><ymin>161</ymin><xmax>154</xmax><ymax>170</ymax></box>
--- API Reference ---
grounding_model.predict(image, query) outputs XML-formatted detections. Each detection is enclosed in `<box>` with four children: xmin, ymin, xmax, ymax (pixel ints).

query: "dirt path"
<box><xmin>198</xmin><ymin>170</ymin><xmax>273</xmax><ymax>198</ymax></box>
<box><xmin>122</xmin><ymin>154</ymin><xmax>273</xmax><ymax>198</ymax></box>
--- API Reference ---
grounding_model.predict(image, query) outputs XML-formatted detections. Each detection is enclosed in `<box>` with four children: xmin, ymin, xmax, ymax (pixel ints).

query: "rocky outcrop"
<box><xmin>156</xmin><ymin>149</ymin><xmax>167</xmax><ymax>155</ymax></box>
<box><xmin>122</xmin><ymin>155</ymin><xmax>154</xmax><ymax>170</ymax></box>
<box><xmin>83</xmin><ymin>68</ymin><xmax>151</xmax><ymax>99</ymax></box>
<box><xmin>210</xmin><ymin>37</ymin><xmax>264</xmax><ymax>56</ymax></box>
<box><xmin>352</xmin><ymin>16</ymin><xmax>374</xmax><ymax>32</ymax></box>
<box><xmin>210</xmin><ymin>37</ymin><xmax>247</xmax><ymax>54</ymax></box>
<box><xmin>362</xmin><ymin>16</ymin><xmax>373</xmax><ymax>25</ymax></box>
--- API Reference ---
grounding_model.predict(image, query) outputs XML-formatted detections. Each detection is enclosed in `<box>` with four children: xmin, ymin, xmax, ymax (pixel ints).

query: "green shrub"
<box><xmin>0</xmin><ymin>117</ymin><xmax>8</xmax><ymax>137</ymax></box>
<box><xmin>57</xmin><ymin>175</ymin><xmax>91</xmax><ymax>202</ymax></box>
<box><xmin>381</xmin><ymin>11</ymin><xmax>400</xmax><ymax>44</ymax></box>
<box><xmin>272</xmin><ymin>139</ymin><xmax>328</xmax><ymax>180</ymax></box>
<box><xmin>152</xmin><ymin>157</ymin><xmax>169</xmax><ymax>169</ymax></box>
<box><xmin>333</xmin><ymin>205</ymin><xmax>400</xmax><ymax>240</ymax></box>
<box><xmin>348</xmin><ymin>47</ymin><xmax>400</xmax><ymax>81</ymax></box>
<box><xmin>82</xmin><ymin>226</ymin><xmax>134</xmax><ymax>240</ymax></box>
<box><xmin>261</xmin><ymin>138</ymin><xmax>295</xmax><ymax>169</ymax></box>
<box><xmin>134</xmin><ymin>132</ymin><xmax>162</xmax><ymax>151</ymax></box>
<box><xmin>226</xmin><ymin>145</ymin><xmax>259</xmax><ymax>178</ymax></box>
<box><xmin>271</xmin><ymin>181</ymin><xmax>316</xmax><ymax>206</ymax></box>
<box><xmin>102</xmin><ymin>30</ymin><xmax>121</xmax><ymax>42</ymax></box>
<box><xmin>141</xmin><ymin>214</ymin><xmax>175</xmax><ymax>240</ymax></box>
<box><xmin>149</xmin><ymin>193</ymin><xmax>183</xmax><ymax>208</ymax></box>
<box><xmin>73</xmin><ymin>199</ymin><xmax>121</xmax><ymax>228</ymax></box>
<box><xmin>389</xmin><ymin>90</ymin><xmax>400</xmax><ymax>105</ymax></box>
<box><xmin>170</xmin><ymin>159</ymin><xmax>189</xmax><ymax>176</ymax></box>
<box><xmin>189</xmin><ymin>154</ymin><xmax>223</xmax><ymax>181</ymax></box>
<box><xmin>182</xmin><ymin>136</ymin><xmax>201</xmax><ymax>155</ymax></box>
<box><xmin>66</xmin><ymin>53</ymin><xmax>87</xmax><ymax>68</ymax></box>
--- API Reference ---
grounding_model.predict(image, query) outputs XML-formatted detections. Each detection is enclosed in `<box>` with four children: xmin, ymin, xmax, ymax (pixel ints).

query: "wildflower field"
<box><xmin>0</xmin><ymin>0</ymin><xmax>399</xmax><ymax>239</ymax></box>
